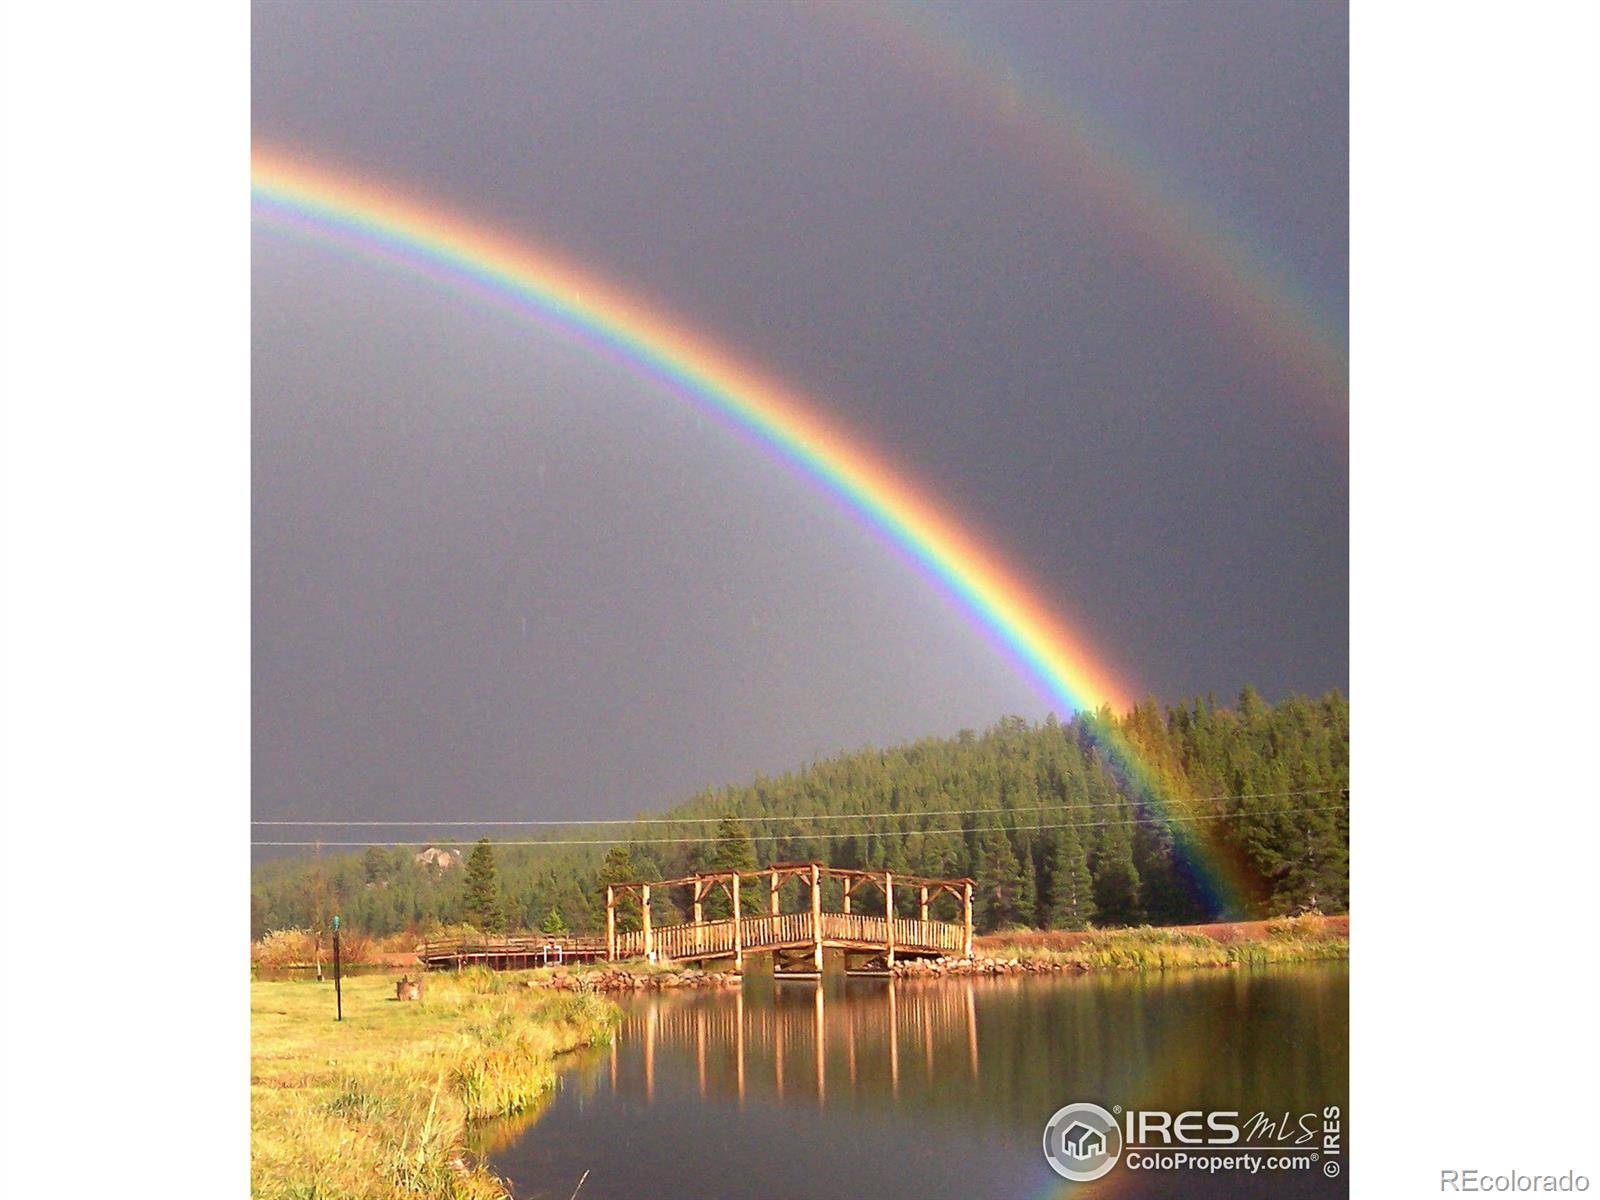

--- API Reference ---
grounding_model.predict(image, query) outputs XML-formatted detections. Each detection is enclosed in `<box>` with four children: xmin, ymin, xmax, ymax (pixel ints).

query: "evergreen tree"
<box><xmin>630</xmin><ymin>849</ymin><xmax>679</xmax><ymax>925</ymax></box>
<box><xmin>976</xmin><ymin>826</ymin><xmax>1031</xmax><ymax>931</ymax></box>
<box><xmin>463</xmin><ymin>838</ymin><xmax>502</xmax><ymax>931</ymax></box>
<box><xmin>1046</xmin><ymin>822</ymin><xmax>1095</xmax><ymax>929</ymax></box>
<box><xmin>363</xmin><ymin>846</ymin><xmax>395</xmax><ymax>884</ymax></box>
<box><xmin>596</xmin><ymin>846</ymin><xmax>643</xmax><ymax>932</ymax></box>
<box><xmin>540</xmin><ymin>906</ymin><xmax>568</xmax><ymax>936</ymax></box>
<box><xmin>703</xmin><ymin>816</ymin><xmax>756</xmax><ymax>918</ymax></box>
<box><xmin>1132</xmin><ymin>810</ymin><xmax>1196</xmax><ymax>924</ymax></box>
<box><xmin>710</xmin><ymin>815</ymin><xmax>756</xmax><ymax>872</ymax></box>
<box><xmin>252</xmin><ymin>693</ymin><xmax>1350</xmax><ymax>936</ymax></box>
<box><xmin>1093</xmin><ymin>807</ymin><xmax>1142</xmax><ymax>926</ymax></box>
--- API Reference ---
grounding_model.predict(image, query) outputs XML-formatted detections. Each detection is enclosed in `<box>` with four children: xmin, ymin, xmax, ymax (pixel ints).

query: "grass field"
<box><xmin>251</xmin><ymin>969</ymin><xmax>617</xmax><ymax>1199</ymax></box>
<box><xmin>980</xmin><ymin>914</ymin><xmax>1349</xmax><ymax>971</ymax></box>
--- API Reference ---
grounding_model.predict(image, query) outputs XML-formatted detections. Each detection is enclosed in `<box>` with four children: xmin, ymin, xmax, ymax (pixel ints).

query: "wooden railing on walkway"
<box><xmin>614</xmin><ymin>910</ymin><xmax>966</xmax><ymax>963</ymax></box>
<box><xmin>419</xmin><ymin>934</ymin><xmax>607</xmax><ymax>969</ymax></box>
<box><xmin>418</xmin><ymin>863</ymin><xmax>973</xmax><ymax>970</ymax></box>
<box><xmin>420</xmin><ymin>913</ymin><xmax>966</xmax><ymax>970</ymax></box>
<box><xmin>604</xmin><ymin>860</ymin><xmax>974</xmax><ymax>968</ymax></box>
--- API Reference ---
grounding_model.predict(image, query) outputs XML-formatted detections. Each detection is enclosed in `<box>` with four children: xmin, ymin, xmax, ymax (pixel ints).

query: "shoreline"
<box><xmin>469</xmin><ymin>913</ymin><xmax>1351</xmax><ymax>989</ymax></box>
<box><xmin>948</xmin><ymin>912</ymin><xmax>1349</xmax><ymax>975</ymax></box>
<box><xmin>250</xmin><ymin>970</ymin><xmax>618</xmax><ymax>1200</ymax></box>
<box><xmin>251</xmin><ymin>921</ymin><xmax>1346</xmax><ymax>1197</ymax></box>
<box><xmin>251</xmin><ymin>914</ymin><xmax>1349</xmax><ymax>987</ymax></box>
<box><xmin>978</xmin><ymin>913</ymin><xmax>1349</xmax><ymax>952</ymax></box>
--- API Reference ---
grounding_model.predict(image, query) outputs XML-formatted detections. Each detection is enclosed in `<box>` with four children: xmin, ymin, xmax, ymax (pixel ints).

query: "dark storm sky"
<box><xmin>252</xmin><ymin>0</ymin><xmax>1347</xmax><ymax>831</ymax></box>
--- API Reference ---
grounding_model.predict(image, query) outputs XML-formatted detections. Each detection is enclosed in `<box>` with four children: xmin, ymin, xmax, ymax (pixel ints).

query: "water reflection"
<box><xmin>484</xmin><ymin>963</ymin><xmax>1347</xmax><ymax>1200</ymax></box>
<box><xmin>621</xmin><ymin>975</ymin><xmax>985</xmax><ymax>1109</ymax></box>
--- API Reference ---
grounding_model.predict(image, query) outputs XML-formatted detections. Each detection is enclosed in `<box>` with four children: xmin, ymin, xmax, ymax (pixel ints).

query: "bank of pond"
<box><xmin>250</xmin><ymin>918</ymin><xmax>1347</xmax><ymax>1199</ymax></box>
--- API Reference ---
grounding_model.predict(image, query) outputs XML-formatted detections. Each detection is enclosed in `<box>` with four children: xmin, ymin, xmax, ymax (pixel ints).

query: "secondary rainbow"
<box><xmin>846</xmin><ymin>1</ymin><xmax>1349</xmax><ymax>422</ymax></box>
<box><xmin>251</xmin><ymin>148</ymin><xmax>1244</xmax><ymax>913</ymax></box>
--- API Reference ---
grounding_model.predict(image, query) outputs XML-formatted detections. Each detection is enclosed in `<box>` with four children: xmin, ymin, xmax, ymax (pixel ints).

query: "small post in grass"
<box><xmin>332</xmin><ymin>914</ymin><xmax>343</xmax><ymax>1022</ymax></box>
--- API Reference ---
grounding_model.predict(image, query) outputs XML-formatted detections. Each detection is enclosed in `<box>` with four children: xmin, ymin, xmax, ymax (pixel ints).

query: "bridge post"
<box><xmin>770</xmin><ymin>868</ymin><xmax>780</xmax><ymax>915</ymax></box>
<box><xmin>919</xmin><ymin>885</ymin><xmax>929</xmax><ymax>924</ymax></box>
<box><xmin>692</xmin><ymin>877</ymin><xmax>704</xmax><ymax>956</ymax></box>
<box><xmin>841</xmin><ymin>877</ymin><xmax>852</xmax><ymax>914</ymax></box>
<box><xmin>962</xmin><ymin>881</ymin><xmax>973</xmax><ymax>958</ymax></box>
<box><xmin>731</xmin><ymin>871</ymin><xmax>743</xmax><ymax>971</ymax></box>
<box><xmin>642</xmin><ymin>884</ymin><xmax>653</xmax><ymax>962</ymax></box>
<box><xmin>606</xmin><ymin>885</ymin><xmax>616</xmax><ymax>961</ymax></box>
<box><xmin>885</xmin><ymin>870</ymin><xmax>895</xmax><ymax>967</ymax></box>
<box><xmin>810</xmin><ymin>862</ymin><xmax>823</xmax><ymax>972</ymax></box>
<box><xmin>814</xmin><ymin>981</ymin><xmax>826</xmax><ymax>1103</ymax></box>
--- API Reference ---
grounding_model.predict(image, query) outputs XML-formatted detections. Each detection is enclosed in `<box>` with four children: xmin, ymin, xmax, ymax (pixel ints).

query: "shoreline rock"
<box><xmin>890</xmin><ymin>954</ymin><xmax>1089</xmax><ymax>978</ymax></box>
<box><xmin>531</xmin><ymin>967</ymin><xmax>742</xmax><ymax>992</ymax></box>
<box><xmin>523</xmin><ymin>956</ymin><xmax>1088</xmax><ymax>985</ymax></box>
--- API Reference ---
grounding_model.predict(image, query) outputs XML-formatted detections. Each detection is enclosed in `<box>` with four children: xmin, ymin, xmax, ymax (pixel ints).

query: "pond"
<box><xmin>481</xmin><ymin>960</ymin><xmax>1348</xmax><ymax>1199</ymax></box>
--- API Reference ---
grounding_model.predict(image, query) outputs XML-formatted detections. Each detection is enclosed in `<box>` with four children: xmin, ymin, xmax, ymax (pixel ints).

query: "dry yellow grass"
<box><xmin>251</xmin><ymin>970</ymin><xmax>617</xmax><ymax>1198</ymax></box>
<box><xmin>252</xmin><ymin>929</ymin><xmax>423</xmax><ymax>969</ymax></box>
<box><xmin>984</xmin><ymin>920</ymin><xmax>1349</xmax><ymax>972</ymax></box>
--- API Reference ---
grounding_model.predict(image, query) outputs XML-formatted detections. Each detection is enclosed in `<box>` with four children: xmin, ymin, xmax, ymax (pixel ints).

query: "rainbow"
<box><xmin>251</xmin><ymin>148</ymin><xmax>1247</xmax><ymax>914</ymax></box>
<box><xmin>846</xmin><ymin>1</ymin><xmax>1348</xmax><ymax>425</ymax></box>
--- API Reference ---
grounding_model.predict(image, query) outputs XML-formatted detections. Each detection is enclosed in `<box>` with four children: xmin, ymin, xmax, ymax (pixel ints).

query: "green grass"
<box><xmin>987</xmin><ymin>920</ymin><xmax>1349</xmax><ymax>972</ymax></box>
<box><xmin>251</xmin><ymin>971</ymin><xmax>618</xmax><ymax>1198</ymax></box>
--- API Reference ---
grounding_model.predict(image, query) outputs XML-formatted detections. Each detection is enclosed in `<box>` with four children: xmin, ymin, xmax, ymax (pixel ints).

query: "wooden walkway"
<box><xmin>614</xmin><ymin>910</ymin><xmax>967</xmax><ymax>963</ymax></box>
<box><xmin>607</xmin><ymin>860</ymin><xmax>974</xmax><ymax>972</ymax></box>
<box><xmin>420</xmin><ymin>861</ymin><xmax>975</xmax><ymax>973</ymax></box>
<box><xmin>419</xmin><ymin>934</ymin><xmax>607</xmax><ymax>970</ymax></box>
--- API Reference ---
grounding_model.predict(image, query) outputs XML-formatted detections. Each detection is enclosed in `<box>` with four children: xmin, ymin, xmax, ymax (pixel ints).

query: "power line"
<box><xmin>251</xmin><ymin>803</ymin><xmax>1347</xmax><ymax>848</ymax></box>
<box><xmin>251</xmin><ymin>786</ymin><xmax>1347</xmax><ymax>827</ymax></box>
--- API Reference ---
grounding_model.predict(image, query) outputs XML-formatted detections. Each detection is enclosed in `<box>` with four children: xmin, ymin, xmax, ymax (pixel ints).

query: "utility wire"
<box><xmin>251</xmin><ymin>803</ymin><xmax>1347</xmax><ymax>847</ymax></box>
<box><xmin>252</xmin><ymin>785</ymin><xmax>1347</xmax><ymax>827</ymax></box>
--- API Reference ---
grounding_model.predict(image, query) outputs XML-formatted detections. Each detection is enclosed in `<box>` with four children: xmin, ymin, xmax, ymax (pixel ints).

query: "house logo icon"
<box><xmin>1061</xmin><ymin>1121</ymin><xmax>1107</xmax><ymax>1160</ymax></box>
<box><xmin>1043</xmin><ymin>1102</ymin><xmax>1123</xmax><ymax>1181</ymax></box>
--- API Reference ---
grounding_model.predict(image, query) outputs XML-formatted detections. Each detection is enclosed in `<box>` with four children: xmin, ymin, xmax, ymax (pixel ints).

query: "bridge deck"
<box><xmin>424</xmin><ymin>862</ymin><xmax>974</xmax><ymax>970</ymax></box>
<box><xmin>606</xmin><ymin>860</ymin><xmax>974</xmax><ymax>967</ymax></box>
<box><xmin>419</xmin><ymin>912</ymin><xmax>966</xmax><ymax>970</ymax></box>
<box><xmin>615</xmin><ymin>911</ymin><xmax>965</xmax><ymax>962</ymax></box>
<box><xmin>419</xmin><ymin>934</ymin><xmax>607</xmax><ymax>970</ymax></box>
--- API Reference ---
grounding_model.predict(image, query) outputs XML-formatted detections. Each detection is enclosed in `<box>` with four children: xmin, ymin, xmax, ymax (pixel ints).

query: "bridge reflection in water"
<box><xmin>606</xmin><ymin>977</ymin><xmax>980</xmax><ymax>1108</ymax></box>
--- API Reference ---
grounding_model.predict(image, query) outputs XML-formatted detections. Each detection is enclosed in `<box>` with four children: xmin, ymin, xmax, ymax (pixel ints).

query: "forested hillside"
<box><xmin>251</xmin><ymin>688</ymin><xmax>1348</xmax><ymax>938</ymax></box>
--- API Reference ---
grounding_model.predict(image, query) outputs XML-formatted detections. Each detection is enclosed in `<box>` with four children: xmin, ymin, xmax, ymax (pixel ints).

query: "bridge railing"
<box><xmin>819</xmin><ymin>913</ymin><xmax>965</xmax><ymax>954</ymax></box>
<box><xmin>739</xmin><ymin>911</ymin><xmax>814</xmax><ymax>949</ymax></box>
<box><xmin>616</xmin><ymin>912</ymin><xmax>820</xmax><ymax>960</ymax></box>
<box><xmin>893</xmin><ymin>916</ymin><xmax>966</xmax><ymax>954</ymax></box>
<box><xmin>616</xmin><ymin>919</ymin><xmax>734</xmax><ymax>960</ymax></box>
<box><xmin>617</xmin><ymin>916</ymin><xmax>749</xmax><ymax>960</ymax></box>
<box><xmin>615</xmin><ymin>911</ymin><xmax>964</xmax><ymax>962</ymax></box>
<box><xmin>420</xmin><ymin>934</ymin><xmax>607</xmax><ymax>963</ymax></box>
<box><xmin>819</xmin><ymin>912</ymin><xmax>889</xmax><ymax>945</ymax></box>
<box><xmin>419</xmin><ymin>913</ymin><xmax>964</xmax><ymax>967</ymax></box>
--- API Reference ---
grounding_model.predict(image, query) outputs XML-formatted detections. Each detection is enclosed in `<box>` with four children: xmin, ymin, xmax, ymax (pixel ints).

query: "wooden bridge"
<box><xmin>607</xmin><ymin>861</ymin><xmax>973</xmax><ymax>975</ymax></box>
<box><xmin>418</xmin><ymin>933</ymin><xmax>608</xmax><ymax>971</ymax></box>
